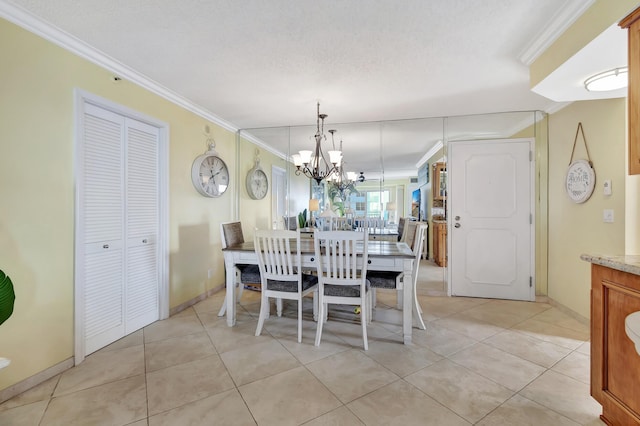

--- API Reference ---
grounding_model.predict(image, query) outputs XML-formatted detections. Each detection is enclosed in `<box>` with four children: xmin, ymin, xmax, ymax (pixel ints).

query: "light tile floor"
<box><xmin>0</xmin><ymin>261</ymin><xmax>604</xmax><ymax>425</ymax></box>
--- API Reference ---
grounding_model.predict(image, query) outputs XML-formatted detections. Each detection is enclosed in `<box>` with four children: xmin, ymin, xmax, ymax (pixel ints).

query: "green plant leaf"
<box><xmin>0</xmin><ymin>270</ymin><xmax>15</xmax><ymax>326</ymax></box>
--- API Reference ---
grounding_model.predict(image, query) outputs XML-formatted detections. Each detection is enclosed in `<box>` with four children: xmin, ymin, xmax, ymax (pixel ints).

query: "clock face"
<box><xmin>565</xmin><ymin>160</ymin><xmax>595</xmax><ymax>204</ymax></box>
<box><xmin>191</xmin><ymin>154</ymin><xmax>229</xmax><ymax>197</ymax></box>
<box><xmin>247</xmin><ymin>168</ymin><xmax>268</xmax><ymax>200</ymax></box>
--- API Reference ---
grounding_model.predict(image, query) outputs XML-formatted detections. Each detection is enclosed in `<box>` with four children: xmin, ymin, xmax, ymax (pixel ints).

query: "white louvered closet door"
<box><xmin>80</xmin><ymin>103</ymin><xmax>160</xmax><ymax>355</ymax></box>
<box><xmin>125</xmin><ymin>119</ymin><xmax>159</xmax><ymax>333</ymax></box>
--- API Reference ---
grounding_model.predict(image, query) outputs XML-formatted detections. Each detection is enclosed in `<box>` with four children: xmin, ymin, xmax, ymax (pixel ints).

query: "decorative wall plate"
<box><xmin>565</xmin><ymin>159</ymin><xmax>595</xmax><ymax>203</ymax></box>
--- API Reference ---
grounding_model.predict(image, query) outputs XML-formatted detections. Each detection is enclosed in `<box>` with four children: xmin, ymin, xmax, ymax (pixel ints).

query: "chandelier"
<box><xmin>328</xmin><ymin>131</ymin><xmax>358</xmax><ymax>199</ymax></box>
<box><xmin>292</xmin><ymin>103</ymin><xmax>342</xmax><ymax>184</ymax></box>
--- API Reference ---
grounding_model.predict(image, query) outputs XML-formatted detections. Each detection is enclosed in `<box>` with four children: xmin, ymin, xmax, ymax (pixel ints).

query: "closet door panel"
<box><xmin>84</xmin><ymin>248</ymin><xmax>124</xmax><ymax>354</ymax></box>
<box><xmin>125</xmin><ymin>119</ymin><xmax>159</xmax><ymax>332</ymax></box>
<box><xmin>83</xmin><ymin>107</ymin><xmax>124</xmax><ymax>245</ymax></box>
<box><xmin>81</xmin><ymin>105</ymin><xmax>125</xmax><ymax>354</ymax></box>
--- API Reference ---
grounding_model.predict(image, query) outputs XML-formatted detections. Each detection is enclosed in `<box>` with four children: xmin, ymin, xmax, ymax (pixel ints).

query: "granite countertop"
<box><xmin>580</xmin><ymin>254</ymin><xmax>640</xmax><ymax>276</ymax></box>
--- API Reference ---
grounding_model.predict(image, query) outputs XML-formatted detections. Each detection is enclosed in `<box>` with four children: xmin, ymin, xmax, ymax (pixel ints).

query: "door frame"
<box><xmin>73</xmin><ymin>89</ymin><xmax>170</xmax><ymax>364</ymax></box>
<box><xmin>447</xmin><ymin>138</ymin><xmax>535</xmax><ymax>301</ymax></box>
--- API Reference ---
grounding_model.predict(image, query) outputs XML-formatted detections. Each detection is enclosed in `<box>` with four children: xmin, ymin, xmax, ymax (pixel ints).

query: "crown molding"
<box><xmin>518</xmin><ymin>0</ymin><xmax>596</xmax><ymax>66</ymax></box>
<box><xmin>416</xmin><ymin>140</ymin><xmax>444</xmax><ymax>169</ymax></box>
<box><xmin>0</xmin><ymin>1</ymin><xmax>261</xmax><ymax>140</ymax></box>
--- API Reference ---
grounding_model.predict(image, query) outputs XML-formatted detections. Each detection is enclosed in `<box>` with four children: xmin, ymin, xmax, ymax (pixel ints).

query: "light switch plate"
<box><xmin>603</xmin><ymin>179</ymin><xmax>612</xmax><ymax>196</ymax></box>
<box><xmin>604</xmin><ymin>209</ymin><xmax>614</xmax><ymax>223</ymax></box>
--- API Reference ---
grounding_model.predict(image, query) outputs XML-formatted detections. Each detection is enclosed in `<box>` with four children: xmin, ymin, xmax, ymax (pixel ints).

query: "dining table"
<box><xmin>221</xmin><ymin>237</ymin><xmax>417</xmax><ymax>344</ymax></box>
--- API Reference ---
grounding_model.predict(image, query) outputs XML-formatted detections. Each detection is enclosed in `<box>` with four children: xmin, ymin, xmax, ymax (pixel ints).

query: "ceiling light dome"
<box><xmin>584</xmin><ymin>67</ymin><xmax>628</xmax><ymax>92</ymax></box>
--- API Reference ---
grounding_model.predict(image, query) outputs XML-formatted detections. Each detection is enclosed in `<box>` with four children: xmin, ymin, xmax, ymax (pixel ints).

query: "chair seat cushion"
<box><xmin>366</xmin><ymin>271</ymin><xmax>402</xmax><ymax>289</ymax></box>
<box><xmin>323</xmin><ymin>280</ymin><xmax>370</xmax><ymax>297</ymax></box>
<box><xmin>238</xmin><ymin>264</ymin><xmax>261</xmax><ymax>283</ymax></box>
<box><xmin>267</xmin><ymin>273</ymin><xmax>318</xmax><ymax>292</ymax></box>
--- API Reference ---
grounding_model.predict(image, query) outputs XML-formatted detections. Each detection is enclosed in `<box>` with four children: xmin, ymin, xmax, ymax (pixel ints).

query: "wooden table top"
<box><xmin>224</xmin><ymin>239</ymin><xmax>413</xmax><ymax>258</ymax></box>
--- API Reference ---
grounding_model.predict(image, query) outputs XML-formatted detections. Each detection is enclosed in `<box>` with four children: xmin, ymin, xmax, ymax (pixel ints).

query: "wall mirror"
<box><xmin>239</xmin><ymin>110</ymin><xmax>546</xmax><ymax>294</ymax></box>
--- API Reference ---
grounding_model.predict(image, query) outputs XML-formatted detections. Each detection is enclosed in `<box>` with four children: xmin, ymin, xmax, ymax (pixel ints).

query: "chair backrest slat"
<box><xmin>314</xmin><ymin>230</ymin><xmax>368</xmax><ymax>286</ymax></box>
<box><xmin>254</xmin><ymin>229</ymin><xmax>300</xmax><ymax>285</ymax></box>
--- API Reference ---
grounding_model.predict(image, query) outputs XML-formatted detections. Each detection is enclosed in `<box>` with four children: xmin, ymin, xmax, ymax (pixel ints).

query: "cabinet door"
<box><xmin>432</xmin><ymin>163</ymin><xmax>447</xmax><ymax>200</ymax></box>
<box><xmin>621</xmin><ymin>8</ymin><xmax>640</xmax><ymax>174</ymax></box>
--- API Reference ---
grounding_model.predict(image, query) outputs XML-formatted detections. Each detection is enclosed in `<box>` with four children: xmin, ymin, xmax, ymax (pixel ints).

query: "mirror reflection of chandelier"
<box><xmin>328</xmin><ymin>131</ymin><xmax>358</xmax><ymax>199</ymax></box>
<box><xmin>292</xmin><ymin>102</ymin><xmax>342</xmax><ymax>184</ymax></box>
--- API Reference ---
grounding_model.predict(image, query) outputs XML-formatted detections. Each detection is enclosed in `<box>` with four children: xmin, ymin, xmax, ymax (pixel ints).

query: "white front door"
<box><xmin>448</xmin><ymin>138</ymin><xmax>534</xmax><ymax>301</ymax></box>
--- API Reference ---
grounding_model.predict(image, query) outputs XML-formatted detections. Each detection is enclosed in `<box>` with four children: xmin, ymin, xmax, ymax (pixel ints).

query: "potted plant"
<box><xmin>297</xmin><ymin>208</ymin><xmax>308</xmax><ymax>229</ymax></box>
<box><xmin>0</xmin><ymin>269</ymin><xmax>15</xmax><ymax>369</ymax></box>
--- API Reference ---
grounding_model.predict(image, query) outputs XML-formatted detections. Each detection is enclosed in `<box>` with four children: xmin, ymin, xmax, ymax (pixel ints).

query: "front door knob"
<box><xmin>454</xmin><ymin>223</ymin><xmax>461</xmax><ymax>228</ymax></box>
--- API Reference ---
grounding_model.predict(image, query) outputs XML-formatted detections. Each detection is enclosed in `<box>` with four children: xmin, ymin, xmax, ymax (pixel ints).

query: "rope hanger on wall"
<box><xmin>568</xmin><ymin>122</ymin><xmax>592</xmax><ymax>167</ymax></box>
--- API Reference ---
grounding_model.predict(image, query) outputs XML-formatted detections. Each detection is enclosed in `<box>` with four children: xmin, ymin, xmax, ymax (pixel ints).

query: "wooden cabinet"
<box><xmin>590</xmin><ymin>264</ymin><xmax>640</xmax><ymax>425</ymax></box>
<box><xmin>433</xmin><ymin>221</ymin><xmax>447</xmax><ymax>267</ymax></box>
<box><xmin>621</xmin><ymin>7</ymin><xmax>640</xmax><ymax>175</ymax></box>
<box><xmin>432</xmin><ymin>162</ymin><xmax>447</xmax><ymax>200</ymax></box>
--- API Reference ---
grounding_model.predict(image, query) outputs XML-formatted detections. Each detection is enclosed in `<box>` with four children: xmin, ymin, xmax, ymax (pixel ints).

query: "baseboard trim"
<box><xmin>546</xmin><ymin>296</ymin><xmax>589</xmax><ymax>326</ymax></box>
<box><xmin>0</xmin><ymin>357</ymin><xmax>74</xmax><ymax>404</ymax></box>
<box><xmin>169</xmin><ymin>284</ymin><xmax>225</xmax><ymax>316</ymax></box>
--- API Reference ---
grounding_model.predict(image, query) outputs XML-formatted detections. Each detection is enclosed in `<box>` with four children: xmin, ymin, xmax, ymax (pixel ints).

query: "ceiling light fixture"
<box><xmin>584</xmin><ymin>67</ymin><xmax>628</xmax><ymax>92</ymax></box>
<box><xmin>292</xmin><ymin>103</ymin><xmax>342</xmax><ymax>184</ymax></box>
<box><xmin>327</xmin><ymin>131</ymin><xmax>358</xmax><ymax>199</ymax></box>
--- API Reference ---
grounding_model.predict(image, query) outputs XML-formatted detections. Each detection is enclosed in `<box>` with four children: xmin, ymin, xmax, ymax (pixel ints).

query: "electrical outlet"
<box><xmin>208</xmin><ymin>269</ymin><xmax>213</xmax><ymax>279</ymax></box>
<box><xmin>603</xmin><ymin>209</ymin><xmax>614</xmax><ymax>223</ymax></box>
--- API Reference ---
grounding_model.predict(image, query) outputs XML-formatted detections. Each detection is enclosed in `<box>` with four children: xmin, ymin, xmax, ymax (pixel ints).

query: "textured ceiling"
<box><xmin>4</xmin><ymin>0</ymin><xmax>622</xmax><ymax>177</ymax></box>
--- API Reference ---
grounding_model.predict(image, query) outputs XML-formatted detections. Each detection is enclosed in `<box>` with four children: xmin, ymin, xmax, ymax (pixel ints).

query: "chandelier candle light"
<box><xmin>328</xmin><ymin>130</ymin><xmax>358</xmax><ymax>198</ymax></box>
<box><xmin>292</xmin><ymin>103</ymin><xmax>342</xmax><ymax>183</ymax></box>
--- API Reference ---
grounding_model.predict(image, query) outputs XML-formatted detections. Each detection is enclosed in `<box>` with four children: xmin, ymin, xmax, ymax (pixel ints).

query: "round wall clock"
<box><xmin>246</xmin><ymin>160</ymin><xmax>268</xmax><ymax>200</ymax></box>
<box><xmin>191</xmin><ymin>145</ymin><xmax>229</xmax><ymax>198</ymax></box>
<box><xmin>565</xmin><ymin>159</ymin><xmax>595</xmax><ymax>204</ymax></box>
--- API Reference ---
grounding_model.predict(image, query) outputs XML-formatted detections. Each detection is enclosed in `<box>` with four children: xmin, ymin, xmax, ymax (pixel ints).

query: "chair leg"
<box><xmin>396</xmin><ymin>289</ymin><xmax>403</xmax><ymax>310</ymax></box>
<box><xmin>297</xmin><ymin>298</ymin><xmax>303</xmax><ymax>343</ymax></box>
<box><xmin>413</xmin><ymin>288</ymin><xmax>426</xmax><ymax>330</ymax></box>
<box><xmin>315</xmin><ymin>300</ymin><xmax>325</xmax><ymax>347</ymax></box>
<box><xmin>237</xmin><ymin>281</ymin><xmax>244</xmax><ymax>302</ymax></box>
<box><xmin>217</xmin><ymin>291</ymin><xmax>228</xmax><ymax>317</ymax></box>
<box><xmin>372</xmin><ymin>288</ymin><xmax>377</xmax><ymax>309</ymax></box>
<box><xmin>361</xmin><ymin>296</ymin><xmax>369</xmax><ymax>351</ymax></box>
<box><xmin>313</xmin><ymin>290</ymin><xmax>318</xmax><ymax>321</ymax></box>
<box><xmin>276</xmin><ymin>298</ymin><xmax>283</xmax><ymax>317</ymax></box>
<box><xmin>255</xmin><ymin>294</ymin><xmax>269</xmax><ymax>336</ymax></box>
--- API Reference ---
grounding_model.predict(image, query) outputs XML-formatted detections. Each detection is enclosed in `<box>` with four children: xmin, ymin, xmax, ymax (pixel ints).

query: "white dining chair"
<box><xmin>330</xmin><ymin>216</ymin><xmax>350</xmax><ymax>230</ymax></box>
<box><xmin>367</xmin><ymin>223</ymin><xmax>427</xmax><ymax>330</ymax></box>
<box><xmin>313</xmin><ymin>229</ymin><xmax>371</xmax><ymax>350</ymax></box>
<box><xmin>254</xmin><ymin>229</ymin><xmax>318</xmax><ymax>343</ymax></box>
<box><xmin>218</xmin><ymin>221</ymin><xmax>262</xmax><ymax>317</ymax></box>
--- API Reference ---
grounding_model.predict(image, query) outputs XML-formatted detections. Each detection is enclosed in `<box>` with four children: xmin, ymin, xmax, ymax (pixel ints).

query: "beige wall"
<box><xmin>0</xmin><ymin>18</ymin><xmax>275</xmax><ymax>391</ymax></box>
<box><xmin>547</xmin><ymin>98</ymin><xmax>627</xmax><ymax>317</ymax></box>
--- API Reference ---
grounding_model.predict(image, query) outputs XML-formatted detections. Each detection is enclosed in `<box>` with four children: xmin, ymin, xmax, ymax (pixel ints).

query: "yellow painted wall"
<box><xmin>237</xmin><ymin>137</ymin><xmax>287</xmax><ymax>238</ymax></box>
<box><xmin>548</xmin><ymin>98</ymin><xmax>626</xmax><ymax>317</ymax></box>
<box><xmin>0</xmin><ymin>17</ymin><xmax>274</xmax><ymax>391</ymax></box>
